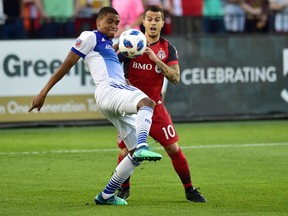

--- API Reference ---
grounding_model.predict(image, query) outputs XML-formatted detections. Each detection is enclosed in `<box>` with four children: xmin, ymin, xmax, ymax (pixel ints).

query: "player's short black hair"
<box><xmin>98</xmin><ymin>6</ymin><xmax>119</xmax><ymax>19</ymax></box>
<box><xmin>144</xmin><ymin>5</ymin><xmax>164</xmax><ymax>20</ymax></box>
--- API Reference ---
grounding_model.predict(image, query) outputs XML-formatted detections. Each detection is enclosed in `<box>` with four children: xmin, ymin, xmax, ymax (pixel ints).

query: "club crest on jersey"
<box><xmin>105</xmin><ymin>44</ymin><xmax>114</xmax><ymax>51</ymax></box>
<box><xmin>75</xmin><ymin>38</ymin><xmax>83</xmax><ymax>46</ymax></box>
<box><xmin>157</xmin><ymin>48</ymin><xmax>166</xmax><ymax>60</ymax></box>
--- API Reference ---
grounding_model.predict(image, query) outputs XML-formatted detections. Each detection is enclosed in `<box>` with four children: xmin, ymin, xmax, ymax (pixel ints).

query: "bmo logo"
<box><xmin>132</xmin><ymin>62</ymin><xmax>162</xmax><ymax>73</ymax></box>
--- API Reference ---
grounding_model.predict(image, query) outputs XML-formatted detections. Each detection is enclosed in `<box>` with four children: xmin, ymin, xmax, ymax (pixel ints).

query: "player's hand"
<box><xmin>28</xmin><ymin>94</ymin><xmax>46</xmax><ymax>112</ymax></box>
<box><xmin>144</xmin><ymin>47</ymin><xmax>158</xmax><ymax>62</ymax></box>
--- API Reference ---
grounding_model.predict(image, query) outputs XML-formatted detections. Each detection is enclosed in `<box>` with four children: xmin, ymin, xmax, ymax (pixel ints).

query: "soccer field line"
<box><xmin>0</xmin><ymin>142</ymin><xmax>288</xmax><ymax>156</ymax></box>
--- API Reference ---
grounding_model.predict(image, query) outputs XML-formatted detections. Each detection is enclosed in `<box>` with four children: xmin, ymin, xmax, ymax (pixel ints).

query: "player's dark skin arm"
<box><xmin>113</xmin><ymin>44</ymin><xmax>131</xmax><ymax>85</ymax></box>
<box><xmin>28</xmin><ymin>51</ymin><xmax>80</xmax><ymax>112</ymax></box>
<box><xmin>145</xmin><ymin>47</ymin><xmax>180</xmax><ymax>84</ymax></box>
<box><xmin>113</xmin><ymin>43</ymin><xmax>119</xmax><ymax>51</ymax></box>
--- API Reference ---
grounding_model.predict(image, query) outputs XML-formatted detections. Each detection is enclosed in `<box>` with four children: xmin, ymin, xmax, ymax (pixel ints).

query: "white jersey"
<box><xmin>71</xmin><ymin>30</ymin><xmax>126</xmax><ymax>85</ymax></box>
<box><xmin>70</xmin><ymin>30</ymin><xmax>149</xmax><ymax>147</ymax></box>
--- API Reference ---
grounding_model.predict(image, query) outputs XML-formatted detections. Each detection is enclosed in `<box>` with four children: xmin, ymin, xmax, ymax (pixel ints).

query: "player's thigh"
<box><xmin>96</xmin><ymin>84</ymin><xmax>147</xmax><ymax>115</ymax></box>
<box><xmin>107</xmin><ymin>113</ymin><xmax>137</xmax><ymax>151</ymax></box>
<box><xmin>149</xmin><ymin>104</ymin><xmax>179</xmax><ymax>146</ymax></box>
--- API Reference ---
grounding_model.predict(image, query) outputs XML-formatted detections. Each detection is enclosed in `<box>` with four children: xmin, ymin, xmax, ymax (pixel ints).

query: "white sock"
<box><xmin>102</xmin><ymin>154</ymin><xmax>140</xmax><ymax>199</ymax></box>
<box><xmin>135</xmin><ymin>106</ymin><xmax>153</xmax><ymax>148</ymax></box>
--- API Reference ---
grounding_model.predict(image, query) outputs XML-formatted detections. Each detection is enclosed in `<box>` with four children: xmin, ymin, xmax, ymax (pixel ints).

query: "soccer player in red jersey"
<box><xmin>116</xmin><ymin>5</ymin><xmax>207</xmax><ymax>202</ymax></box>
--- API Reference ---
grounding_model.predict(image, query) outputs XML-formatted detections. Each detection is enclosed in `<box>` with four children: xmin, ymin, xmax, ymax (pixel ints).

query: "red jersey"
<box><xmin>117</xmin><ymin>38</ymin><xmax>179</xmax><ymax>146</ymax></box>
<box><xmin>118</xmin><ymin>37</ymin><xmax>179</xmax><ymax>103</ymax></box>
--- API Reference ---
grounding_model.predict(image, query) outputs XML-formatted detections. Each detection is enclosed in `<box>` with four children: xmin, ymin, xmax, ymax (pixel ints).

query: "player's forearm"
<box><xmin>156</xmin><ymin>60</ymin><xmax>180</xmax><ymax>84</ymax></box>
<box><xmin>41</xmin><ymin>53</ymin><xmax>78</xmax><ymax>96</ymax></box>
<box><xmin>41</xmin><ymin>68</ymin><xmax>67</xmax><ymax>96</ymax></box>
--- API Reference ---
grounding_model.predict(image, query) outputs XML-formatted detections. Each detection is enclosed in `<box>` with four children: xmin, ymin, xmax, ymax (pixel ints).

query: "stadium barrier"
<box><xmin>165</xmin><ymin>34</ymin><xmax>288</xmax><ymax>121</ymax></box>
<box><xmin>0</xmin><ymin>35</ymin><xmax>287</xmax><ymax>127</ymax></box>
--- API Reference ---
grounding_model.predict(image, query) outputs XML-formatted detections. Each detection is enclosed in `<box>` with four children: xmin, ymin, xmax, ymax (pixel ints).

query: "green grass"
<box><xmin>0</xmin><ymin>120</ymin><xmax>288</xmax><ymax>216</ymax></box>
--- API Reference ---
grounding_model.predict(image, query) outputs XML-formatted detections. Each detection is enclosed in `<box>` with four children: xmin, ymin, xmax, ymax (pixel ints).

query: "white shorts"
<box><xmin>94</xmin><ymin>79</ymin><xmax>149</xmax><ymax>150</ymax></box>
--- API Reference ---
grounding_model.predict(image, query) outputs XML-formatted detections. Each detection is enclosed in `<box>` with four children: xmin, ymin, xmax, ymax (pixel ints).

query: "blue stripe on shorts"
<box><xmin>110</xmin><ymin>83</ymin><xmax>137</xmax><ymax>91</ymax></box>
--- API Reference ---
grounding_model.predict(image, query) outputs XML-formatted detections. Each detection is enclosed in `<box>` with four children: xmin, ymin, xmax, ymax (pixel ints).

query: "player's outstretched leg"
<box><xmin>132</xmin><ymin>145</ymin><xmax>162</xmax><ymax>162</ymax></box>
<box><xmin>94</xmin><ymin>193</ymin><xmax>127</xmax><ymax>205</ymax></box>
<box><xmin>94</xmin><ymin>154</ymin><xmax>140</xmax><ymax>206</ymax></box>
<box><xmin>117</xmin><ymin>148</ymin><xmax>131</xmax><ymax>200</ymax></box>
<box><xmin>134</xmin><ymin>106</ymin><xmax>162</xmax><ymax>162</ymax></box>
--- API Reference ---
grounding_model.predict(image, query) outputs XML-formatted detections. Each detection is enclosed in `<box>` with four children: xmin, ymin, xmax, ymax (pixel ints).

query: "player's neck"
<box><xmin>146</xmin><ymin>35</ymin><xmax>160</xmax><ymax>46</ymax></box>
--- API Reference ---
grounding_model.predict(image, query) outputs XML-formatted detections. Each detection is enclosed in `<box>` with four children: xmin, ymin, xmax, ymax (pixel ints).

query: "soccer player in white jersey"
<box><xmin>28</xmin><ymin>6</ymin><xmax>162</xmax><ymax>206</ymax></box>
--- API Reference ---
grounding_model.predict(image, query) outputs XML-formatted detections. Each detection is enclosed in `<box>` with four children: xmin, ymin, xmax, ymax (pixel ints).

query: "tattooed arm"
<box><xmin>145</xmin><ymin>47</ymin><xmax>180</xmax><ymax>84</ymax></box>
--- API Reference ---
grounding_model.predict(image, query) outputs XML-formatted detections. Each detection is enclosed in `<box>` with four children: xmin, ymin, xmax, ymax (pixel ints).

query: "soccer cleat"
<box><xmin>185</xmin><ymin>188</ymin><xmax>207</xmax><ymax>203</ymax></box>
<box><xmin>94</xmin><ymin>193</ymin><xmax>128</xmax><ymax>205</ymax></box>
<box><xmin>132</xmin><ymin>146</ymin><xmax>162</xmax><ymax>162</ymax></box>
<box><xmin>117</xmin><ymin>186</ymin><xmax>130</xmax><ymax>200</ymax></box>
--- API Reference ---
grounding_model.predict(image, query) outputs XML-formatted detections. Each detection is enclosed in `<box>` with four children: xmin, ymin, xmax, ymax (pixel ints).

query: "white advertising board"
<box><xmin>0</xmin><ymin>39</ymin><xmax>104</xmax><ymax>123</ymax></box>
<box><xmin>0</xmin><ymin>39</ymin><xmax>95</xmax><ymax>96</ymax></box>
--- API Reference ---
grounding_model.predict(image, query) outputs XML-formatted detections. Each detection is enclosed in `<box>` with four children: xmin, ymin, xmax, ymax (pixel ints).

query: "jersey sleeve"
<box><xmin>167</xmin><ymin>43</ymin><xmax>179</xmax><ymax>66</ymax></box>
<box><xmin>71</xmin><ymin>31</ymin><xmax>96</xmax><ymax>58</ymax></box>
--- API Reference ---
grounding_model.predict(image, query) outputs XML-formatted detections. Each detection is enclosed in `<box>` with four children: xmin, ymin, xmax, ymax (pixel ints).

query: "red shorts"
<box><xmin>118</xmin><ymin>102</ymin><xmax>179</xmax><ymax>148</ymax></box>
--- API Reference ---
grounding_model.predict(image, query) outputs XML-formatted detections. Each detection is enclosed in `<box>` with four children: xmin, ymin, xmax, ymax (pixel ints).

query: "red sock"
<box><xmin>117</xmin><ymin>152</ymin><xmax>131</xmax><ymax>187</ymax></box>
<box><xmin>168</xmin><ymin>148</ymin><xmax>192</xmax><ymax>189</ymax></box>
<box><xmin>117</xmin><ymin>152</ymin><xmax>124</xmax><ymax>165</ymax></box>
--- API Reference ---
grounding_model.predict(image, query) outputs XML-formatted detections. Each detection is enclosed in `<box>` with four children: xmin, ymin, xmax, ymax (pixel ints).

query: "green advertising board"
<box><xmin>165</xmin><ymin>35</ymin><xmax>288</xmax><ymax>120</ymax></box>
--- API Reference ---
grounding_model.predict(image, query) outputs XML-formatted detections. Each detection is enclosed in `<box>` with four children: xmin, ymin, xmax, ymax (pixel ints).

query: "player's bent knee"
<box><xmin>120</xmin><ymin>148</ymin><xmax>129</xmax><ymax>157</ymax></box>
<box><xmin>164</xmin><ymin>143</ymin><xmax>179</xmax><ymax>155</ymax></box>
<box><xmin>137</xmin><ymin>97</ymin><xmax>155</xmax><ymax>110</ymax></box>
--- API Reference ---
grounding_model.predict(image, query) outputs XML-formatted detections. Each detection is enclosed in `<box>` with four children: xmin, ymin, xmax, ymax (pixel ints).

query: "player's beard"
<box><xmin>148</xmin><ymin>32</ymin><xmax>160</xmax><ymax>40</ymax></box>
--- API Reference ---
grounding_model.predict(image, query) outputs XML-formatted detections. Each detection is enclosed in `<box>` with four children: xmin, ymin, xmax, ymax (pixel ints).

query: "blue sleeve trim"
<box><xmin>71</xmin><ymin>47</ymin><xmax>86</xmax><ymax>59</ymax></box>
